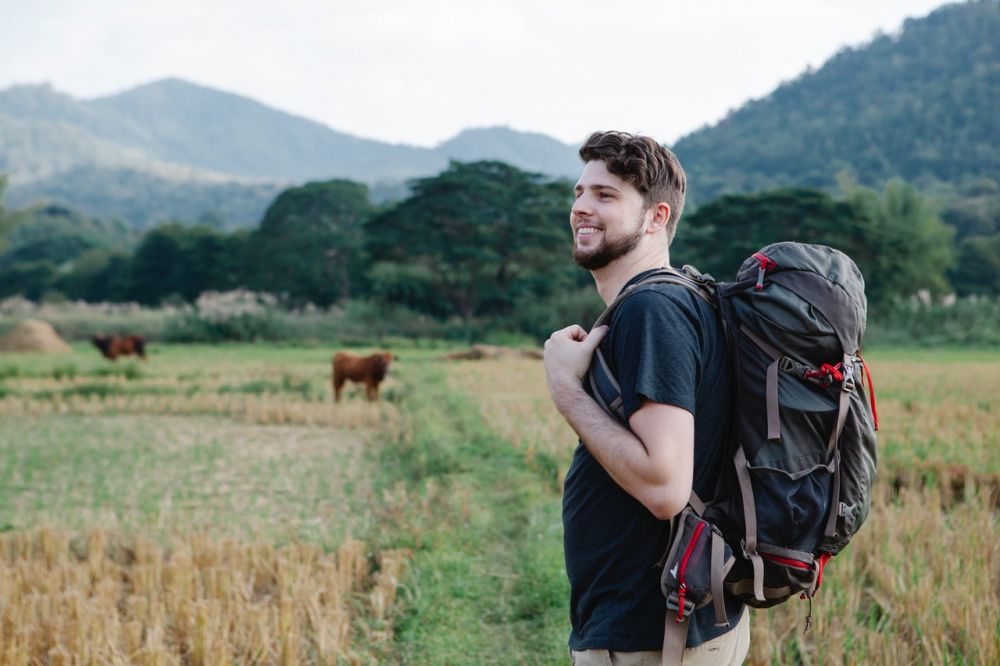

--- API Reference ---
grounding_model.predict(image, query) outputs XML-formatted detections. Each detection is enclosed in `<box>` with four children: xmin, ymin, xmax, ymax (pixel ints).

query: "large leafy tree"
<box><xmin>845</xmin><ymin>180</ymin><xmax>955</xmax><ymax>302</ymax></box>
<box><xmin>672</xmin><ymin>188</ymin><xmax>864</xmax><ymax>279</ymax></box>
<box><xmin>673</xmin><ymin>183</ymin><xmax>953</xmax><ymax>304</ymax></box>
<box><xmin>55</xmin><ymin>249</ymin><xmax>133</xmax><ymax>302</ymax></box>
<box><xmin>0</xmin><ymin>204</ymin><xmax>131</xmax><ymax>270</ymax></box>
<box><xmin>247</xmin><ymin>180</ymin><xmax>373</xmax><ymax>306</ymax></box>
<box><xmin>0</xmin><ymin>177</ymin><xmax>30</xmax><ymax>254</ymax></box>
<box><xmin>366</xmin><ymin>161</ymin><xmax>575</xmax><ymax>322</ymax></box>
<box><xmin>128</xmin><ymin>224</ymin><xmax>186</xmax><ymax>304</ymax></box>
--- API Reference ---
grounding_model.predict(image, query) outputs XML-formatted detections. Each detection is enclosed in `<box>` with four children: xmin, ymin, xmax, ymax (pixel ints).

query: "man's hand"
<box><xmin>543</xmin><ymin>324</ymin><xmax>608</xmax><ymax>403</ymax></box>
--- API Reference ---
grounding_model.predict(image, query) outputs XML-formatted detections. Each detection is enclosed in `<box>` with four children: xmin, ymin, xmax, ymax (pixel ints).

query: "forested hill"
<box><xmin>673</xmin><ymin>0</ymin><xmax>1000</xmax><ymax>205</ymax></box>
<box><xmin>0</xmin><ymin>80</ymin><xmax>578</xmax><ymax>185</ymax></box>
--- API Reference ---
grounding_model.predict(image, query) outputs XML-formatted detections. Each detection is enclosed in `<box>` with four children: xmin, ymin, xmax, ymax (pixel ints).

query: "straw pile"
<box><xmin>0</xmin><ymin>319</ymin><xmax>72</xmax><ymax>353</ymax></box>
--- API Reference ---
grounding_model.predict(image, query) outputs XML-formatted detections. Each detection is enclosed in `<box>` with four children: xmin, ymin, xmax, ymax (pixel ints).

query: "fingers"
<box><xmin>545</xmin><ymin>324</ymin><xmax>607</xmax><ymax>349</ymax></box>
<box><xmin>582</xmin><ymin>325</ymin><xmax>609</xmax><ymax>351</ymax></box>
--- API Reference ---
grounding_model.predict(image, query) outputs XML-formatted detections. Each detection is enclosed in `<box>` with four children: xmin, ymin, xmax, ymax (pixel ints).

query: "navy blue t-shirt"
<box><xmin>562</xmin><ymin>271</ymin><xmax>743</xmax><ymax>651</ymax></box>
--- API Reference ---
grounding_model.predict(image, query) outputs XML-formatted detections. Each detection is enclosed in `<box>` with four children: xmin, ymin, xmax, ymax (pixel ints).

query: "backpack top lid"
<box><xmin>737</xmin><ymin>242</ymin><xmax>868</xmax><ymax>355</ymax></box>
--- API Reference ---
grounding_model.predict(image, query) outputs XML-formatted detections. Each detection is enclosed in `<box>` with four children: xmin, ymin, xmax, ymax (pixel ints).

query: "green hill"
<box><xmin>672</xmin><ymin>0</ymin><xmax>1000</xmax><ymax>205</ymax></box>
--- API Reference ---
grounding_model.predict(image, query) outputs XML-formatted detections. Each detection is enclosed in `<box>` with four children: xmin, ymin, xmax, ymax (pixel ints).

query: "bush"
<box><xmin>866</xmin><ymin>295</ymin><xmax>1000</xmax><ymax>346</ymax></box>
<box><xmin>163</xmin><ymin>290</ymin><xmax>283</xmax><ymax>342</ymax></box>
<box><xmin>0</xmin><ymin>296</ymin><xmax>173</xmax><ymax>340</ymax></box>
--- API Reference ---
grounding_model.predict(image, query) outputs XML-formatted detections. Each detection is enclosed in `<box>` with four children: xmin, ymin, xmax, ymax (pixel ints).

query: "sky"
<box><xmin>1</xmin><ymin>0</ymin><xmax>951</xmax><ymax>148</ymax></box>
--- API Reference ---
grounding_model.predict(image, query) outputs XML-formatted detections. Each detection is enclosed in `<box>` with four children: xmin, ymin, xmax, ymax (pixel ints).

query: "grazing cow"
<box><xmin>92</xmin><ymin>334</ymin><xmax>147</xmax><ymax>361</ymax></box>
<box><xmin>332</xmin><ymin>351</ymin><xmax>395</xmax><ymax>402</ymax></box>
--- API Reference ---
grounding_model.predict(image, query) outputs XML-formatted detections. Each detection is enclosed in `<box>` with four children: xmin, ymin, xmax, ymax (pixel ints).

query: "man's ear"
<box><xmin>646</xmin><ymin>202</ymin><xmax>671</xmax><ymax>234</ymax></box>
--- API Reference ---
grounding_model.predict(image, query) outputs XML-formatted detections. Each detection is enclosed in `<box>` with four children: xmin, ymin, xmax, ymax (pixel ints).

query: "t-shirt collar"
<box><xmin>618</xmin><ymin>266</ymin><xmax>668</xmax><ymax>296</ymax></box>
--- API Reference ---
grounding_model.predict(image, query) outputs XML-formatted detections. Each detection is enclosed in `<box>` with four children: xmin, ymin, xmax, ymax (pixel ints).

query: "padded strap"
<box><xmin>734</xmin><ymin>445</ymin><xmax>765</xmax><ymax>602</ymax></box>
<box><xmin>688</xmin><ymin>491</ymin><xmax>706</xmax><ymax>516</ymax></box>
<box><xmin>739</xmin><ymin>324</ymin><xmax>781</xmax><ymax>360</ymax></box>
<box><xmin>827</xmin><ymin>353</ymin><xmax>854</xmax><ymax>454</ymax></box>
<box><xmin>589</xmin><ymin>348</ymin><xmax>626</xmax><ymax>423</ymax></box>
<box><xmin>592</xmin><ymin>267</ymin><xmax>715</xmax><ymax>329</ymax></box>
<box><xmin>766</xmin><ymin>358</ymin><xmax>781</xmax><ymax>441</ymax></box>
<box><xmin>662</xmin><ymin>612</ymin><xmax>690</xmax><ymax>666</ymax></box>
<box><xmin>737</xmin><ymin>323</ymin><xmax>784</xmax><ymax>442</ymax></box>
<box><xmin>711</xmin><ymin>531</ymin><xmax>729</xmax><ymax>627</ymax></box>
<box><xmin>823</xmin><ymin>450</ymin><xmax>843</xmax><ymax>540</ymax></box>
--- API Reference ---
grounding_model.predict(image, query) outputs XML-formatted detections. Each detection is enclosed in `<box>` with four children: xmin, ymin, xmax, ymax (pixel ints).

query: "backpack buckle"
<box><xmin>841</xmin><ymin>363</ymin><xmax>856</xmax><ymax>393</ymax></box>
<box><xmin>666</xmin><ymin>590</ymin><xmax>696</xmax><ymax>621</ymax></box>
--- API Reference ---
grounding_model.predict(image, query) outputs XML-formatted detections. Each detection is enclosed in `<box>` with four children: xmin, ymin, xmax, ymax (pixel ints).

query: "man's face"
<box><xmin>571</xmin><ymin>160</ymin><xmax>650</xmax><ymax>270</ymax></box>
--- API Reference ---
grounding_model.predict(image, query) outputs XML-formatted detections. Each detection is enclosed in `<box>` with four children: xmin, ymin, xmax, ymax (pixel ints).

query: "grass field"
<box><xmin>0</xmin><ymin>343</ymin><xmax>997</xmax><ymax>664</ymax></box>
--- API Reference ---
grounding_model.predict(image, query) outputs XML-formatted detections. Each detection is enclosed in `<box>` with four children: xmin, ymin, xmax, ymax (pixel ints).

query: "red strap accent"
<box><xmin>752</xmin><ymin>252</ymin><xmax>778</xmax><ymax>270</ymax></box>
<box><xmin>819</xmin><ymin>363</ymin><xmax>843</xmax><ymax>382</ymax></box>
<box><xmin>815</xmin><ymin>552</ymin><xmax>834</xmax><ymax>591</ymax></box>
<box><xmin>804</xmin><ymin>362</ymin><xmax>844</xmax><ymax>384</ymax></box>
<box><xmin>676</xmin><ymin>583</ymin><xmax>687</xmax><ymax>623</ymax></box>
<box><xmin>858</xmin><ymin>353</ymin><xmax>879</xmax><ymax>431</ymax></box>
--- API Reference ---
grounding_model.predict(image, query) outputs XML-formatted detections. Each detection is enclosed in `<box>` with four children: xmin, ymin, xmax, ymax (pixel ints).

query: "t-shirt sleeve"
<box><xmin>610</xmin><ymin>287</ymin><xmax>705</xmax><ymax>420</ymax></box>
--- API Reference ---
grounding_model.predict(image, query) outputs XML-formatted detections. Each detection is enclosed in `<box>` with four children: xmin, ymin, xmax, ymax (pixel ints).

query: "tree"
<box><xmin>673</xmin><ymin>182</ymin><xmax>954</xmax><ymax>304</ymax></box>
<box><xmin>0</xmin><ymin>176</ymin><xmax>29</xmax><ymax>255</ymax></box>
<box><xmin>672</xmin><ymin>188</ymin><xmax>864</xmax><ymax>280</ymax></box>
<box><xmin>366</xmin><ymin>161</ymin><xmax>575</xmax><ymax>324</ymax></box>
<box><xmin>247</xmin><ymin>180</ymin><xmax>373</xmax><ymax>306</ymax></box>
<box><xmin>128</xmin><ymin>224</ymin><xmax>186</xmax><ymax>304</ymax></box>
<box><xmin>0</xmin><ymin>260</ymin><xmax>57</xmax><ymax>300</ymax></box>
<box><xmin>55</xmin><ymin>249</ymin><xmax>133</xmax><ymax>302</ymax></box>
<box><xmin>846</xmin><ymin>180</ymin><xmax>955</xmax><ymax>302</ymax></box>
<box><xmin>949</xmin><ymin>234</ymin><xmax>1000</xmax><ymax>296</ymax></box>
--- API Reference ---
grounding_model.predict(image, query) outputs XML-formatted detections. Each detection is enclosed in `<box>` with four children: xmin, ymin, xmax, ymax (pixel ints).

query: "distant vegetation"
<box><xmin>2</xmin><ymin>2</ymin><xmax>998</xmax><ymax>344</ymax></box>
<box><xmin>2</xmin><ymin>160</ymin><xmax>998</xmax><ymax>346</ymax></box>
<box><xmin>3</xmin><ymin>4</ymin><xmax>997</xmax><ymax>232</ymax></box>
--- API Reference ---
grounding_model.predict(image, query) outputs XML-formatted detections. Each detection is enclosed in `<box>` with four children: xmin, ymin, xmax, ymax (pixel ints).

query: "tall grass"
<box><xmin>443</xmin><ymin>353</ymin><xmax>1000</xmax><ymax>665</ymax></box>
<box><xmin>0</xmin><ymin>344</ymin><xmax>995</xmax><ymax>664</ymax></box>
<box><xmin>0</xmin><ymin>528</ymin><xmax>408</xmax><ymax>664</ymax></box>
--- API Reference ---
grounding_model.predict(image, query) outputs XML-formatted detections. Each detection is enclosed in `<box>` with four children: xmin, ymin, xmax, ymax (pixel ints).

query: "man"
<box><xmin>543</xmin><ymin>131</ymin><xmax>750</xmax><ymax>665</ymax></box>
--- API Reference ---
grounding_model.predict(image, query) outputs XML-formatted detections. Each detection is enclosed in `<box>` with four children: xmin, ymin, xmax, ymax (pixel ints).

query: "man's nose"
<box><xmin>571</xmin><ymin>196</ymin><xmax>593</xmax><ymax>218</ymax></box>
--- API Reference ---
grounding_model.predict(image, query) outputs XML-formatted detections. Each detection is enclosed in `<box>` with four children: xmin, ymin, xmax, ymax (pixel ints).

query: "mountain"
<box><xmin>437</xmin><ymin>127</ymin><xmax>580</xmax><ymax>179</ymax></box>
<box><xmin>2</xmin><ymin>1</ymin><xmax>995</xmax><ymax>227</ymax></box>
<box><xmin>0</xmin><ymin>80</ymin><xmax>579</xmax><ymax>226</ymax></box>
<box><xmin>672</xmin><ymin>0</ymin><xmax>1000</xmax><ymax>205</ymax></box>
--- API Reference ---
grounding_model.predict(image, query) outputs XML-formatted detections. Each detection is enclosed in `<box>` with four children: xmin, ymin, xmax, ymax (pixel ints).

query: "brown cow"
<box><xmin>92</xmin><ymin>334</ymin><xmax>147</xmax><ymax>361</ymax></box>
<box><xmin>332</xmin><ymin>351</ymin><xmax>395</xmax><ymax>402</ymax></box>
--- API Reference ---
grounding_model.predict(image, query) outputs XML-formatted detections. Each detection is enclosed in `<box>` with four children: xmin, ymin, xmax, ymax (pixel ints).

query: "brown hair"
<box><xmin>579</xmin><ymin>131</ymin><xmax>686</xmax><ymax>244</ymax></box>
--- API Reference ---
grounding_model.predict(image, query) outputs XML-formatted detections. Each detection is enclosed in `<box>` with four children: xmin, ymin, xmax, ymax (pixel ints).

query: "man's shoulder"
<box><xmin>612</xmin><ymin>281</ymin><xmax>712</xmax><ymax>327</ymax></box>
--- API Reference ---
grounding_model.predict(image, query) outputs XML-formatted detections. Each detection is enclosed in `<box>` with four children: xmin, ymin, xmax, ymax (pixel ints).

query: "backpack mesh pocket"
<box><xmin>660</xmin><ymin>512</ymin><xmax>733</xmax><ymax>622</ymax></box>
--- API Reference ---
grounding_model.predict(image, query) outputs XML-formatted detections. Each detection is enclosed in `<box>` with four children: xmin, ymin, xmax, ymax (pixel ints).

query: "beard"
<box><xmin>572</xmin><ymin>221</ymin><xmax>645</xmax><ymax>270</ymax></box>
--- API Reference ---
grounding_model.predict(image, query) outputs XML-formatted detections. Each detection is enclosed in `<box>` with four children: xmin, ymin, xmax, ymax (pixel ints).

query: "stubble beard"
<box><xmin>572</xmin><ymin>221</ymin><xmax>645</xmax><ymax>271</ymax></box>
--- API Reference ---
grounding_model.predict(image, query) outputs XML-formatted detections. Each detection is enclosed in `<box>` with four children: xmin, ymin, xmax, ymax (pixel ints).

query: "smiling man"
<box><xmin>544</xmin><ymin>131</ymin><xmax>749</xmax><ymax>665</ymax></box>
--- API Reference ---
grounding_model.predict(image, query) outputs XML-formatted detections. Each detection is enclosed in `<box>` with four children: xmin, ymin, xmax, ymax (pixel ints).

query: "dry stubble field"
<box><xmin>0</xmin><ymin>344</ymin><xmax>998</xmax><ymax>664</ymax></box>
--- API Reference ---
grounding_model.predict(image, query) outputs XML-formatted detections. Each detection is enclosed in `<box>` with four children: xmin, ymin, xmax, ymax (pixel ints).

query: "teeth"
<box><xmin>577</xmin><ymin>227</ymin><xmax>601</xmax><ymax>236</ymax></box>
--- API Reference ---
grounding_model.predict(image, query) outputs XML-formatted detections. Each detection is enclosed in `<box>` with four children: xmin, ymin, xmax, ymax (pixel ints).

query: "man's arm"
<box><xmin>544</xmin><ymin>324</ymin><xmax>694</xmax><ymax>520</ymax></box>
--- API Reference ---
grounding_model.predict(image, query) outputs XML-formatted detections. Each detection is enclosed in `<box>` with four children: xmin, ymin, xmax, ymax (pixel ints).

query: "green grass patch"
<box><xmin>366</xmin><ymin>363</ymin><xmax>570</xmax><ymax>664</ymax></box>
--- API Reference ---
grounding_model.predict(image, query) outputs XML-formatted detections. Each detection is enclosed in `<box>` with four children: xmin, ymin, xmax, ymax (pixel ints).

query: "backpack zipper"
<box><xmin>760</xmin><ymin>552</ymin><xmax>811</xmax><ymax>570</ymax></box>
<box><xmin>675</xmin><ymin>521</ymin><xmax>707</xmax><ymax>622</ymax></box>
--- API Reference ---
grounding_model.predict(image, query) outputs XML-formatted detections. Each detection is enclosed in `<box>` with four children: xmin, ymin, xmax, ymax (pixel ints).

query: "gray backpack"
<box><xmin>587</xmin><ymin>242</ymin><xmax>879</xmax><ymax>663</ymax></box>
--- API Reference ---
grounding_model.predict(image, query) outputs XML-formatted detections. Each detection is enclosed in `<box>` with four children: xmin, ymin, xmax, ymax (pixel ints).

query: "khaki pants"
<box><xmin>570</xmin><ymin>608</ymin><xmax>750</xmax><ymax>666</ymax></box>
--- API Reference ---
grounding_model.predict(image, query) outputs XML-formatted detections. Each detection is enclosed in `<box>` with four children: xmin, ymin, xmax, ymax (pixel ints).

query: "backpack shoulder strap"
<box><xmin>591</xmin><ymin>266</ymin><xmax>716</xmax><ymax>330</ymax></box>
<box><xmin>587</xmin><ymin>266</ymin><xmax>716</xmax><ymax>427</ymax></box>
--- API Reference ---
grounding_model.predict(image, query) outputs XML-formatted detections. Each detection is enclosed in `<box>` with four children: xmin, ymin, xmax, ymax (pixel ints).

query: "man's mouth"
<box><xmin>576</xmin><ymin>226</ymin><xmax>603</xmax><ymax>236</ymax></box>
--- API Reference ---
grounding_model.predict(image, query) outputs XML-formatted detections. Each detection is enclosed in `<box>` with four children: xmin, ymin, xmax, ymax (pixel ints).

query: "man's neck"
<box><xmin>591</xmin><ymin>248</ymin><xmax>671</xmax><ymax>305</ymax></box>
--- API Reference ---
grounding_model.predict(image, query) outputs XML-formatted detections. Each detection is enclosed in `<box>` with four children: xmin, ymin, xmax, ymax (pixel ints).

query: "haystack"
<box><xmin>0</xmin><ymin>319</ymin><xmax>72</xmax><ymax>353</ymax></box>
<box><xmin>440</xmin><ymin>344</ymin><xmax>543</xmax><ymax>361</ymax></box>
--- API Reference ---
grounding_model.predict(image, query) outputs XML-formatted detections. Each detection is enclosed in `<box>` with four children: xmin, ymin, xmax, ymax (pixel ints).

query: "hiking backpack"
<box><xmin>586</xmin><ymin>242</ymin><xmax>879</xmax><ymax>663</ymax></box>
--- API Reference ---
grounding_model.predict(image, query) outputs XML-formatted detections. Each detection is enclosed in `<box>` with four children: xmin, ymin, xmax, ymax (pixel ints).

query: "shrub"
<box><xmin>163</xmin><ymin>290</ymin><xmax>283</xmax><ymax>342</ymax></box>
<box><xmin>866</xmin><ymin>295</ymin><xmax>1000</xmax><ymax>346</ymax></box>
